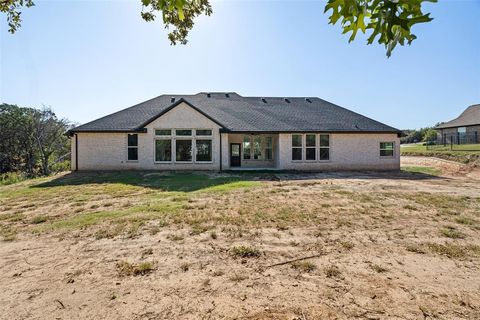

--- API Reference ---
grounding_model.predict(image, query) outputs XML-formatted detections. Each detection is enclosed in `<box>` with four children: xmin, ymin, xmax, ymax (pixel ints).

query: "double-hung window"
<box><xmin>292</xmin><ymin>134</ymin><xmax>303</xmax><ymax>160</ymax></box>
<box><xmin>127</xmin><ymin>134</ymin><xmax>138</xmax><ymax>161</ymax></box>
<box><xmin>319</xmin><ymin>134</ymin><xmax>330</xmax><ymax>161</ymax></box>
<box><xmin>291</xmin><ymin>133</ymin><xmax>330</xmax><ymax>162</ymax></box>
<box><xmin>155</xmin><ymin>130</ymin><xmax>172</xmax><ymax>162</ymax></box>
<box><xmin>305</xmin><ymin>134</ymin><xmax>316</xmax><ymax>160</ymax></box>
<box><xmin>380</xmin><ymin>142</ymin><xmax>394</xmax><ymax>157</ymax></box>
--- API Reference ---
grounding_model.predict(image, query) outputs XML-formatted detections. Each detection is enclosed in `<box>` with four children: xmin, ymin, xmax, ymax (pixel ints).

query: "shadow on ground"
<box><xmin>33</xmin><ymin>169</ymin><xmax>443</xmax><ymax>192</ymax></box>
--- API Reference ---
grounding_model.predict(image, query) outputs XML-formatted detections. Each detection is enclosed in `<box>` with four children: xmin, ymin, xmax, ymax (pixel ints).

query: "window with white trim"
<box><xmin>243</xmin><ymin>136</ymin><xmax>251</xmax><ymax>160</ymax></box>
<box><xmin>253</xmin><ymin>136</ymin><xmax>263</xmax><ymax>160</ymax></box>
<box><xmin>154</xmin><ymin>128</ymin><xmax>212</xmax><ymax>163</ymax></box>
<box><xmin>305</xmin><ymin>134</ymin><xmax>316</xmax><ymax>160</ymax></box>
<box><xmin>176</xmin><ymin>139</ymin><xmax>192</xmax><ymax>162</ymax></box>
<box><xmin>380</xmin><ymin>142</ymin><xmax>394</xmax><ymax>157</ymax></box>
<box><xmin>319</xmin><ymin>134</ymin><xmax>330</xmax><ymax>161</ymax></box>
<box><xmin>242</xmin><ymin>135</ymin><xmax>274</xmax><ymax>160</ymax></box>
<box><xmin>196</xmin><ymin>129</ymin><xmax>212</xmax><ymax>136</ymax></box>
<box><xmin>196</xmin><ymin>140</ymin><xmax>212</xmax><ymax>162</ymax></box>
<box><xmin>155</xmin><ymin>130</ymin><xmax>171</xmax><ymax>162</ymax></box>
<box><xmin>292</xmin><ymin>134</ymin><xmax>302</xmax><ymax>160</ymax></box>
<box><xmin>265</xmin><ymin>136</ymin><xmax>273</xmax><ymax>160</ymax></box>
<box><xmin>155</xmin><ymin>139</ymin><xmax>171</xmax><ymax>162</ymax></box>
<box><xmin>155</xmin><ymin>129</ymin><xmax>171</xmax><ymax>136</ymax></box>
<box><xmin>127</xmin><ymin>134</ymin><xmax>138</xmax><ymax>161</ymax></box>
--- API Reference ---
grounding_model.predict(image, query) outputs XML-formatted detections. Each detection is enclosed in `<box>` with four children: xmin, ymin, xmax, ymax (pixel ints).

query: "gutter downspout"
<box><xmin>75</xmin><ymin>134</ymin><xmax>78</xmax><ymax>171</ymax></box>
<box><xmin>219</xmin><ymin>131</ymin><xmax>223</xmax><ymax>172</ymax></box>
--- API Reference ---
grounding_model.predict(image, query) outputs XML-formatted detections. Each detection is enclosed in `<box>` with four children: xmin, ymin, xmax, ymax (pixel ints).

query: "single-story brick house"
<box><xmin>68</xmin><ymin>93</ymin><xmax>401</xmax><ymax>171</ymax></box>
<box><xmin>435</xmin><ymin>104</ymin><xmax>480</xmax><ymax>144</ymax></box>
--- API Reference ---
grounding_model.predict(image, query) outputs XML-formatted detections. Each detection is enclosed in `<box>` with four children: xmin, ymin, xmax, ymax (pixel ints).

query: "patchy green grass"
<box><xmin>0</xmin><ymin>225</ymin><xmax>17</xmax><ymax>241</ymax></box>
<box><xmin>401</xmin><ymin>144</ymin><xmax>480</xmax><ymax>164</ymax></box>
<box><xmin>455</xmin><ymin>216</ymin><xmax>477</xmax><ymax>226</ymax></box>
<box><xmin>0</xmin><ymin>172</ymin><xmax>27</xmax><ymax>186</ymax></box>
<box><xmin>1</xmin><ymin>171</ymin><xmax>479</xmax><ymax>243</ymax></box>
<box><xmin>406</xmin><ymin>242</ymin><xmax>480</xmax><ymax>259</ymax></box>
<box><xmin>401</xmin><ymin>144</ymin><xmax>480</xmax><ymax>153</ymax></box>
<box><xmin>31</xmin><ymin>215</ymin><xmax>48</xmax><ymax>224</ymax></box>
<box><xmin>440</xmin><ymin>226</ymin><xmax>466</xmax><ymax>239</ymax></box>
<box><xmin>401</xmin><ymin>166</ymin><xmax>441</xmax><ymax>176</ymax></box>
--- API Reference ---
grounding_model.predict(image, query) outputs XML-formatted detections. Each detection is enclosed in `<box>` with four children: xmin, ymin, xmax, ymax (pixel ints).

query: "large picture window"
<box><xmin>155</xmin><ymin>140</ymin><xmax>171</xmax><ymax>162</ymax></box>
<box><xmin>176</xmin><ymin>140</ymin><xmax>192</xmax><ymax>162</ymax></box>
<box><xmin>154</xmin><ymin>128</ymin><xmax>213</xmax><ymax>163</ymax></box>
<box><xmin>306</xmin><ymin>134</ymin><xmax>316</xmax><ymax>160</ymax></box>
<box><xmin>380</xmin><ymin>142</ymin><xmax>394</xmax><ymax>157</ymax></box>
<box><xmin>292</xmin><ymin>134</ymin><xmax>302</xmax><ymax>160</ymax></box>
<box><xmin>127</xmin><ymin>134</ymin><xmax>138</xmax><ymax>161</ymax></box>
<box><xmin>319</xmin><ymin>134</ymin><xmax>330</xmax><ymax>161</ymax></box>
<box><xmin>196</xmin><ymin>140</ymin><xmax>212</xmax><ymax>162</ymax></box>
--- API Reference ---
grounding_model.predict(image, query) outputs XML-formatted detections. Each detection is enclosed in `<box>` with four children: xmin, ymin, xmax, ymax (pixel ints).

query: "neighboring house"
<box><xmin>67</xmin><ymin>93</ymin><xmax>401</xmax><ymax>171</ymax></box>
<box><xmin>435</xmin><ymin>104</ymin><xmax>480</xmax><ymax>144</ymax></box>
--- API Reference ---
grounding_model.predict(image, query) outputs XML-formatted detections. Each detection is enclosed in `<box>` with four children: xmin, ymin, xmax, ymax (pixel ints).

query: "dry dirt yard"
<box><xmin>1</xmin><ymin>158</ymin><xmax>480</xmax><ymax>320</ymax></box>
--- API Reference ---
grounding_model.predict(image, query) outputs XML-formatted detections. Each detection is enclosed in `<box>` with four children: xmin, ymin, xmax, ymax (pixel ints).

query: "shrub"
<box><xmin>324</xmin><ymin>265</ymin><xmax>341</xmax><ymax>278</ymax></box>
<box><xmin>0</xmin><ymin>172</ymin><xmax>26</xmax><ymax>186</ymax></box>
<box><xmin>116</xmin><ymin>261</ymin><xmax>155</xmax><ymax>276</ymax></box>
<box><xmin>31</xmin><ymin>216</ymin><xmax>48</xmax><ymax>224</ymax></box>
<box><xmin>231</xmin><ymin>245</ymin><xmax>261</xmax><ymax>258</ymax></box>
<box><xmin>291</xmin><ymin>261</ymin><xmax>316</xmax><ymax>273</ymax></box>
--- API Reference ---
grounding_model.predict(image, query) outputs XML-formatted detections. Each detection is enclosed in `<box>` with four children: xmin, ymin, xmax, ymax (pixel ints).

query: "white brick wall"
<box><xmin>71</xmin><ymin>102</ymin><xmax>399</xmax><ymax>171</ymax></box>
<box><xmin>74</xmin><ymin>102</ymin><xmax>222</xmax><ymax>170</ymax></box>
<box><xmin>277</xmin><ymin>133</ymin><xmax>400</xmax><ymax>170</ymax></box>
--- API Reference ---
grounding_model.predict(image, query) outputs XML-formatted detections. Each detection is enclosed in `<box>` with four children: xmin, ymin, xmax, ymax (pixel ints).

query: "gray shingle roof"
<box><xmin>435</xmin><ymin>104</ymin><xmax>480</xmax><ymax>129</ymax></box>
<box><xmin>69</xmin><ymin>92</ymin><xmax>400</xmax><ymax>134</ymax></box>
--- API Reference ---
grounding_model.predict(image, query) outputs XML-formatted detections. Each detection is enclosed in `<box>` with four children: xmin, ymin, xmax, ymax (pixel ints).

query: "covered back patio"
<box><xmin>224</xmin><ymin>133</ymin><xmax>279</xmax><ymax>170</ymax></box>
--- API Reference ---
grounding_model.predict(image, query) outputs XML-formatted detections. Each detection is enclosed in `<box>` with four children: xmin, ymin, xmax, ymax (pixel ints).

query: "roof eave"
<box><xmin>66</xmin><ymin>128</ymin><xmax>147</xmax><ymax>137</ymax></box>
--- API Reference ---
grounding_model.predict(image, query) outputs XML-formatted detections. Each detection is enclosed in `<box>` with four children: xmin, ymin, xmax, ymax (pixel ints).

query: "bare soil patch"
<box><xmin>1</xmin><ymin>167</ymin><xmax>479</xmax><ymax>319</ymax></box>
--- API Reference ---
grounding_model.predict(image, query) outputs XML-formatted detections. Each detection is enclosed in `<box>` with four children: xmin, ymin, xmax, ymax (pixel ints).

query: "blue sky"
<box><xmin>1</xmin><ymin>0</ymin><xmax>479</xmax><ymax>129</ymax></box>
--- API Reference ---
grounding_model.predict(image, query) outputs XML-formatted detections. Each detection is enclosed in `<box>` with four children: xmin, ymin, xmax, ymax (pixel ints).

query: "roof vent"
<box><xmin>305</xmin><ymin>98</ymin><xmax>312</xmax><ymax>103</ymax></box>
<box><xmin>261</xmin><ymin>98</ymin><xmax>267</xmax><ymax>103</ymax></box>
<box><xmin>354</xmin><ymin>124</ymin><xmax>360</xmax><ymax>129</ymax></box>
<box><xmin>207</xmin><ymin>93</ymin><xmax>211</xmax><ymax>98</ymax></box>
<box><xmin>171</xmin><ymin>97</ymin><xmax>175</xmax><ymax>103</ymax></box>
<box><xmin>284</xmin><ymin>98</ymin><xmax>291</xmax><ymax>103</ymax></box>
<box><xmin>225</xmin><ymin>93</ymin><xmax>230</xmax><ymax>98</ymax></box>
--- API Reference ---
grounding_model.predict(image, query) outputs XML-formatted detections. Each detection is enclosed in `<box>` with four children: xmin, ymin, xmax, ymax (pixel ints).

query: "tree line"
<box><xmin>401</xmin><ymin>127</ymin><xmax>438</xmax><ymax>144</ymax></box>
<box><xmin>0</xmin><ymin>104</ymin><xmax>72</xmax><ymax>179</ymax></box>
